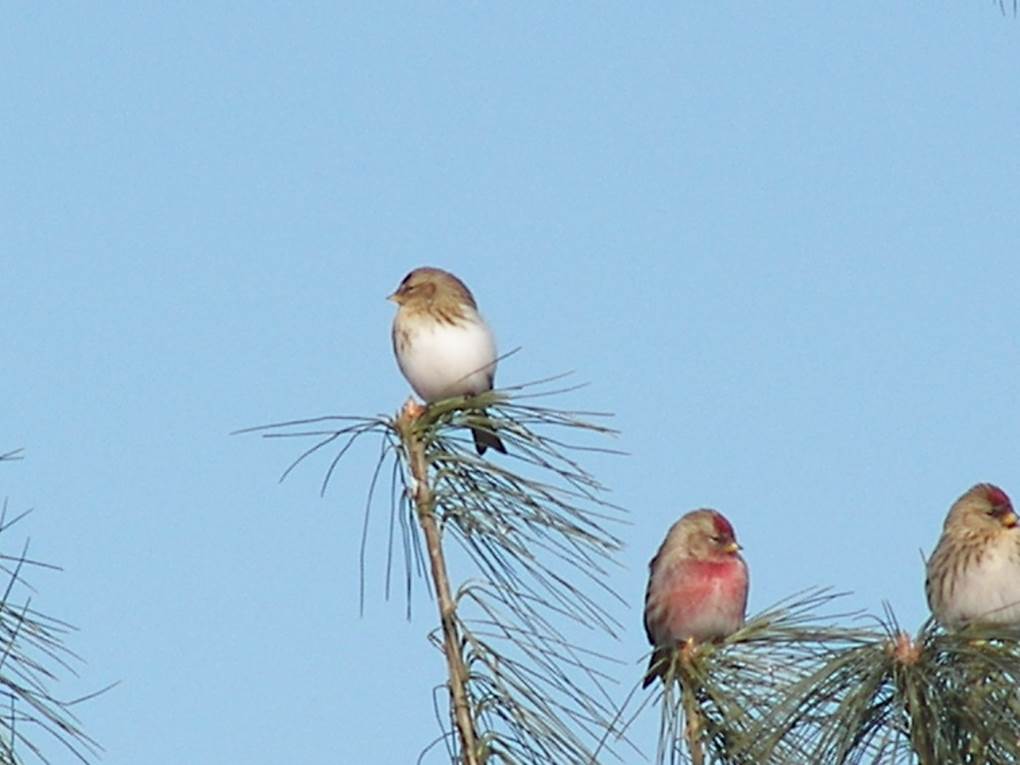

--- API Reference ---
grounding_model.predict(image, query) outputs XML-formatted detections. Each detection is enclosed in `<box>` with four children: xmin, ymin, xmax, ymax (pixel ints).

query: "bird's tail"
<box><xmin>472</xmin><ymin>410</ymin><xmax>506</xmax><ymax>455</ymax></box>
<box><xmin>642</xmin><ymin>647</ymin><xmax>669</xmax><ymax>688</ymax></box>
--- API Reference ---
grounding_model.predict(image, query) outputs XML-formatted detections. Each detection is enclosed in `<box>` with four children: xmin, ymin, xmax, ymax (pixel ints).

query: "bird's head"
<box><xmin>388</xmin><ymin>267</ymin><xmax>476</xmax><ymax>311</ymax></box>
<box><xmin>947</xmin><ymin>483</ymin><xmax>1017</xmax><ymax>533</ymax></box>
<box><xmin>665</xmin><ymin>509</ymin><xmax>743</xmax><ymax>561</ymax></box>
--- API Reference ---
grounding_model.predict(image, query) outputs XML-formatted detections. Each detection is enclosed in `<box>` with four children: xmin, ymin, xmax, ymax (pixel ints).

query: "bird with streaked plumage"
<box><xmin>389</xmin><ymin>267</ymin><xmax>506</xmax><ymax>456</ymax></box>
<box><xmin>643</xmin><ymin>509</ymin><xmax>749</xmax><ymax>687</ymax></box>
<box><xmin>926</xmin><ymin>483</ymin><xmax>1020</xmax><ymax>629</ymax></box>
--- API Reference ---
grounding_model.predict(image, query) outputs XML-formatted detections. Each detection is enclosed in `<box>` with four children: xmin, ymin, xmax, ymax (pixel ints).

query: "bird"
<box><xmin>643</xmin><ymin>509</ymin><xmax>749</xmax><ymax>687</ymax></box>
<box><xmin>925</xmin><ymin>483</ymin><xmax>1020</xmax><ymax>629</ymax></box>
<box><xmin>389</xmin><ymin>266</ymin><xmax>506</xmax><ymax>455</ymax></box>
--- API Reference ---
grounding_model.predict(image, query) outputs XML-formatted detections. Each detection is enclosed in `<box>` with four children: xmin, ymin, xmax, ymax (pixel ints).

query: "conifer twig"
<box><xmin>240</xmin><ymin>376</ymin><xmax>629</xmax><ymax>764</ymax></box>
<box><xmin>0</xmin><ymin>454</ymin><xmax>104</xmax><ymax>764</ymax></box>
<box><xmin>397</xmin><ymin>400</ymin><xmax>480</xmax><ymax>764</ymax></box>
<box><xmin>681</xmin><ymin>655</ymin><xmax>704</xmax><ymax>765</ymax></box>
<box><xmin>641</xmin><ymin>589</ymin><xmax>867</xmax><ymax>765</ymax></box>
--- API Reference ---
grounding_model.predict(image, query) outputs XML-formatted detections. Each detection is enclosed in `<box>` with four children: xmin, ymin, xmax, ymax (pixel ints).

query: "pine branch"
<box><xmin>0</xmin><ymin>453</ymin><xmax>103</xmax><ymax>764</ymax></box>
<box><xmin>645</xmin><ymin>589</ymin><xmax>870</xmax><ymax>765</ymax></box>
<box><xmin>759</xmin><ymin>609</ymin><xmax>1020</xmax><ymax>764</ymax></box>
<box><xmin>242</xmin><ymin>378</ymin><xmax>629</xmax><ymax>764</ymax></box>
<box><xmin>397</xmin><ymin>401</ymin><xmax>481</xmax><ymax>764</ymax></box>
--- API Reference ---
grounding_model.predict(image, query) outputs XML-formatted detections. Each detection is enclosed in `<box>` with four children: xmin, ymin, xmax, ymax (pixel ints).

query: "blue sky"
<box><xmin>3</xmin><ymin>4</ymin><xmax>1019</xmax><ymax>763</ymax></box>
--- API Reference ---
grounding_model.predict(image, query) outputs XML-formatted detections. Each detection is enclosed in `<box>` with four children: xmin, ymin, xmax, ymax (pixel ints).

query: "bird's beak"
<box><xmin>1003</xmin><ymin>511</ymin><xmax>1018</xmax><ymax>528</ymax></box>
<box><xmin>724</xmin><ymin>541</ymin><xmax>742</xmax><ymax>554</ymax></box>
<box><xmin>386</xmin><ymin>291</ymin><xmax>398</xmax><ymax>303</ymax></box>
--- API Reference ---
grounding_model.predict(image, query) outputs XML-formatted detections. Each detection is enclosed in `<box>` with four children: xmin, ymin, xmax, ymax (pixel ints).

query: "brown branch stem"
<box><xmin>681</xmin><ymin>654</ymin><xmax>704</xmax><ymax>765</ymax></box>
<box><xmin>402</xmin><ymin>405</ymin><xmax>480</xmax><ymax>765</ymax></box>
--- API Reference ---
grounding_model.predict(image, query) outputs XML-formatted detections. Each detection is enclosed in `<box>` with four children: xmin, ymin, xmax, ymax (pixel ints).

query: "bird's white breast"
<box><xmin>941</xmin><ymin>541</ymin><xmax>1020</xmax><ymax>627</ymax></box>
<box><xmin>396</xmin><ymin>314</ymin><xmax>498</xmax><ymax>402</ymax></box>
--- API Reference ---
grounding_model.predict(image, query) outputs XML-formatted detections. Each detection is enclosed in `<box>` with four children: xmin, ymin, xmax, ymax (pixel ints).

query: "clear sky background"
<box><xmin>3</xmin><ymin>4</ymin><xmax>1020</xmax><ymax>763</ymax></box>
